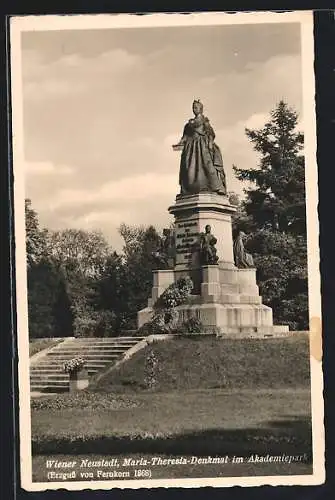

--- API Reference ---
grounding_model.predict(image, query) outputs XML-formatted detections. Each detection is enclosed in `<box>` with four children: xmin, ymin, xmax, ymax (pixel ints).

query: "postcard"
<box><xmin>10</xmin><ymin>10</ymin><xmax>324</xmax><ymax>490</ymax></box>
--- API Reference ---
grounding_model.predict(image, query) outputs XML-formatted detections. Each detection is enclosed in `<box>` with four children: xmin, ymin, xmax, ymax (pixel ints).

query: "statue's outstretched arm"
<box><xmin>173</xmin><ymin>124</ymin><xmax>188</xmax><ymax>149</ymax></box>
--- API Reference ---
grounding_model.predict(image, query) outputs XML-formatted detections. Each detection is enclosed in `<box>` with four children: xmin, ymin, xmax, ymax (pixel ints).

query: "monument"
<box><xmin>138</xmin><ymin>100</ymin><xmax>289</xmax><ymax>337</ymax></box>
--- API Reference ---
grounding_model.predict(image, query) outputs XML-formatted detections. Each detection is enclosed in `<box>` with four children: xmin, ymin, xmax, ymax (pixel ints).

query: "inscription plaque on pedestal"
<box><xmin>175</xmin><ymin>221</ymin><xmax>199</xmax><ymax>267</ymax></box>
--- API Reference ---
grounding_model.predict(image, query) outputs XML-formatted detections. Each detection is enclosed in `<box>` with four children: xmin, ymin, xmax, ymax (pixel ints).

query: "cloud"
<box><xmin>60</xmin><ymin>203</ymin><xmax>175</xmax><ymax>252</ymax></box>
<box><xmin>44</xmin><ymin>172</ymin><xmax>178</xmax><ymax>211</ymax></box>
<box><xmin>22</xmin><ymin>26</ymin><xmax>303</xmax><ymax>250</ymax></box>
<box><xmin>244</xmin><ymin>113</ymin><xmax>269</xmax><ymax>130</ymax></box>
<box><xmin>164</xmin><ymin>133</ymin><xmax>180</xmax><ymax>146</ymax></box>
<box><xmin>22</xmin><ymin>48</ymin><xmax>142</xmax><ymax>100</ymax></box>
<box><xmin>131</xmin><ymin>136</ymin><xmax>156</xmax><ymax>149</ymax></box>
<box><xmin>34</xmin><ymin>171</ymin><xmax>178</xmax><ymax>251</ymax></box>
<box><xmin>199</xmin><ymin>76</ymin><xmax>217</xmax><ymax>85</ymax></box>
<box><xmin>197</xmin><ymin>53</ymin><xmax>302</xmax><ymax>127</ymax></box>
<box><xmin>25</xmin><ymin>161</ymin><xmax>74</xmax><ymax>176</ymax></box>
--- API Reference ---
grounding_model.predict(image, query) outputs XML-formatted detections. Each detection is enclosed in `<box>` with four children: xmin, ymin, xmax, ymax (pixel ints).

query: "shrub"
<box><xmin>137</xmin><ymin>321</ymin><xmax>157</xmax><ymax>336</ymax></box>
<box><xmin>144</xmin><ymin>349</ymin><xmax>160</xmax><ymax>390</ymax></box>
<box><xmin>31</xmin><ymin>391</ymin><xmax>140</xmax><ymax>411</ymax></box>
<box><xmin>179</xmin><ymin>317</ymin><xmax>204</xmax><ymax>334</ymax></box>
<box><xmin>154</xmin><ymin>276</ymin><xmax>193</xmax><ymax>310</ymax></box>
<box><xmin>139</xmin><ymin>276</ymin><xmax>194</xmax><ymax>336</ymax></box>
<box><xmin>29</xmin><ymin>338</ymin><xmax>63</xmax><ymax>357</ymax></box>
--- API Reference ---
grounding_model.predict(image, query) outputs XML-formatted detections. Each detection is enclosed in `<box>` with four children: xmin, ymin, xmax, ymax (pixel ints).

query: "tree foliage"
<box><xmin>47</xmin><ymin>229</ymin><xmax>110</xmax><ymax>278</ymax></box>
<box><xmin>233</xmin><ymin>101</ymin><xmax>308</xmax><ymax>330</ymax></box>
<box><xmin>26</xmin><ymin>202</ymin><xmax>167</xmax><ymax>337</ymax></box>
<box><xmin>25</xmin><ymin>199</ymin><xmax>48</xmax><ymax>267</ymax></box>
<box><xmin>234</xmin><ymin>101</ymin><xmax>306</xmax><ymax>235</ymax></box>
<box><xmin>27</xmin><ymin>258</ymin><xmax>74</xmax><ymax>338</ymax></box>
<box><xmin>112</xmin><ymin>224</ymin><xmax>163</xmax><ymax>330</ymax></box>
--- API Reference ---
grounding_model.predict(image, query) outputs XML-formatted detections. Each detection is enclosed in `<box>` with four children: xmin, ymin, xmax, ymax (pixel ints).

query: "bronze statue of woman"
<box><xmin>172</xmin><ymin>100</ymin><xmax>227</xmax><ymax>196</ymax></box>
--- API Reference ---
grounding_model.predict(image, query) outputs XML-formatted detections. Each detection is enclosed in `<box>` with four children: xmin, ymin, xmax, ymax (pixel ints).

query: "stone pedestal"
<box><xmin>137</xmin><ymin>193</ymin><xmax>289</xmax><ymax>338</ymax></box>
<box><xmin>168</xmin><ymin>193</ymin><xmax>236</xmax><ymax>270</ymax></box>
<box><xmin>201</xmin><ymin>265</ymin><xmax>221</xmax><ymax>301</ymax></box>
<box><xmin>69</xmin><ymin>368</ymin><xmax>89</xmax><ymax>392</ymax></box>
<box><xmin>149</xmin><ymin>269</ymin><xmax>175</xmax><ymax>306</ymax></box>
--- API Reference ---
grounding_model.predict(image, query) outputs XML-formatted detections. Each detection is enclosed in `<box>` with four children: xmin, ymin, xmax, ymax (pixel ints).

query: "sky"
<box><xmin>21</xmin><ymin>21</ymin><xmax>303</xmax><ymax>252</ymax></box>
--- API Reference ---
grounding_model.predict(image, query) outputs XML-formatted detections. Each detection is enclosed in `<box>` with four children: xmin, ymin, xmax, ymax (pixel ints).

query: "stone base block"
<box><xmin>177</xmin><ymin>302</ymin><xmax>289</xmax><ymax>337</ymax></box>
<box><xmin>217</xmin><ymin>325</ymin><xmax>290</xmax><ymax>338</ymax></box>
<box><xmin>137</xmin><ymin>301</ymin><xmax>290</xmax><ymax>337</ymax></box>
<box><xmin>137</xmin><ymin>303</ymin><xmax>289</xmax><ymax>338</ymax></box>
<box><xmin>138</xmin><ymin>257</ymin><xmax>289</xmax><ymax>337</ymax></box>
<box><xmin>177</xmin><ymin>303</ymin><xmax>273</xmax><ymax>330</ymax></box>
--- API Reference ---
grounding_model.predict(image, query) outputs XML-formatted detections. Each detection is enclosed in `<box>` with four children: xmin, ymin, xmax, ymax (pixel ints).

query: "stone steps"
<box><xmin>31</xmin><ymin>366</ymin><xmax>63</xmax><ymax>372</ymax></box>
<box><xmin>52</xmin><ymin>344</ymin><xmax>137</xmax><ymax>351</ymax></box>
<box><xmin>30</xmin><ymin>336</ymin><xmax>145</xmax><ymax>394</ymax></box>
<box><xmin>69</xmin><ymin>337</ymin><xmax>143</xmax><ymax>342</ymax></box>
<box><xmin>31</xmin><ymin>383</ymin><xmax>69</xmax><ymax>393</ymax></box>
<box><xmin>46</xmin><ymin>352</ymin><xmax>124</xmax><ymax>358</ymax></box>
<box><xmin>31</xmin><ymin>359</ymin><xmax>115</xmax><ymax>372</ymax></box>
<box><xmin>69</xmin><ymin>340</ymin><xmax>142</xmax><ymax>344</ymax></box>
<box><xmin>31</xmin><ymin>368</ymin><xmax>98</xmax><ymax>376</ymax></box>
<box><xmin>31</xmin><ymin>368</ymin><xmax>101</xmax><ymax>379</ymax></box>
<box><xmin>31</xmin><ymin>374</ymin><xmax>69</xmax><ymax>382</ymax></box>
<box><xmin>31</xmin><ymin>379</ymin><xmax>69</xmax><ymax>387</ymax></box>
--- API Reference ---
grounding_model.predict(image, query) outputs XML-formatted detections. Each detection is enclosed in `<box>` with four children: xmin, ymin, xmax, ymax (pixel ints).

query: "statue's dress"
<box><xmin>178</xmin><ymin>116</ymin><xmax>227</xmax><ymax>195</ymax></box>
<box><xmin>233</xmin><ymin>234</ymin><xmax>254</xmax><ymax>268</ymax></box>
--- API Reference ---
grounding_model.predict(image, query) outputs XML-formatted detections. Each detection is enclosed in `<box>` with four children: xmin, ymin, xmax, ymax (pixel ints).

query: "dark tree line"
<box><xmin>26</xmin><ymin>100</ymin><xmax>308</xmax><ymax>337</ymax></box>
<box><xmin>25</xmin><ymin>201</ymin><xmax>165</xmax><ymax>338</ymax></box>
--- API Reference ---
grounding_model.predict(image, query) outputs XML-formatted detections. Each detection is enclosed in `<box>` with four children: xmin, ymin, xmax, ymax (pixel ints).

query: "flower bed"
<box><xmin>31</xmin><ymin>391</ymin><xmax>141</xmax><ymax>411</ymax></box>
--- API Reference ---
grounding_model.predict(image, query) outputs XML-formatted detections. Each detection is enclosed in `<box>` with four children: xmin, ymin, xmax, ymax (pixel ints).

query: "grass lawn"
<box><xmin>92</xmin><ymin>336</ymin><xmax>311</xmax><ymax>392</ymax></box>
<box><xmin>32</xmin><ymin>388</ymin><xmax>312</xmax><ymax>453</ymax></box>
<box><xmin>31</xmin><ymin>388</ymin><xmax>312</xmax><ymax>482</ymax></box>
<box><xmin>29</xmin><ymin>338</ymin><xmax>65</xmax><ymax>357</ymax></box>
<box><xmin>30</xmin><ymin>335</ymin><xmax>312</xmax><ymax>482</ymax></box>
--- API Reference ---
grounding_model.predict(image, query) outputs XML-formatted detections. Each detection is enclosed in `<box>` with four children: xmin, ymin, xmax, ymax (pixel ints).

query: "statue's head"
<box><xmin>192</xmin><ymin>99</ymin><xmax>203</xmax><ymax>116</ymax></box>
<box><xmin>205</xmin><ymin>224</ymin><xmax>211</xmax><ymax>233</ymax></box>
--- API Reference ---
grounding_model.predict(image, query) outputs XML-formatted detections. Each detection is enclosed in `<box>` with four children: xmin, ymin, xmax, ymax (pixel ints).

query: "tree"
<box><xmin>233</xmin><ymin>101</ymin><xmax>308</xmax><ymax>330</ymax></box>
<box><xmin>94</xmin><ymin>252</ymin><xmax>128</xmax><ymax>334</ymax></box>
<box><xmin>25</xmin><ymin>199</ymin><xmax>48</xmax><ymax>267</ymax></box>
<box><xmin>45</xmin><ymin>229</ymin><xmax>112</xmax><ymax>337</ymax></box>
<box><xmin>228</xmin><ymin>191</ymin><xmax>240</xmax><ymax>207</ymax></box>
<box><xmin>25</xmin><ymin>200</ymin><xmax>73</xmax><ymax>338</ymax></box>
<box><xmin>27</xmin><ymin>259</ymin><xmax>74</xmax><ymax>338</ymax></box>
<box><xmin>47</xmin><ymin>229</ymin><xmax>110</xmax><ymax>278</ymax></box>
<box><xmin>117</xmin><ymin>224</ymin><xmax>163</xmax><ymax>330</ymax></box>
<box><xmin>245</xmin><ymin>229</ymin><xmax>308</xmax><ymax>330</ymax></box>
<box><xmin>234</xmin><ymin>100</ymin><xmax>306</xmax><ymax>235</ymax></box>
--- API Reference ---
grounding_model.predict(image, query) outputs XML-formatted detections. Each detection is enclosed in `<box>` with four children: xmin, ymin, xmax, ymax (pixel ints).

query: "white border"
<box><xmin>10</xmin><ymin>10</ymin><xmax>324</xmax><ymax>491</ymax></box>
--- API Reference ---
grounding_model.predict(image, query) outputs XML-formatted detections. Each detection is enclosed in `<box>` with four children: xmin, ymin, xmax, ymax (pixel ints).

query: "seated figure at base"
<box><xmin>199</xmin><ymin>225</ymin><xmax>219</xmax><ymax>265</ymax></box>
<box><xmin>151</xmin><ymin>228</ymin><xmax>176</xmax><ymax>269</ymax></box>
<box><xmin>233</xmin><ymin>230</ymin><xmax>254</xmax><ymax>268</ymax></box>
